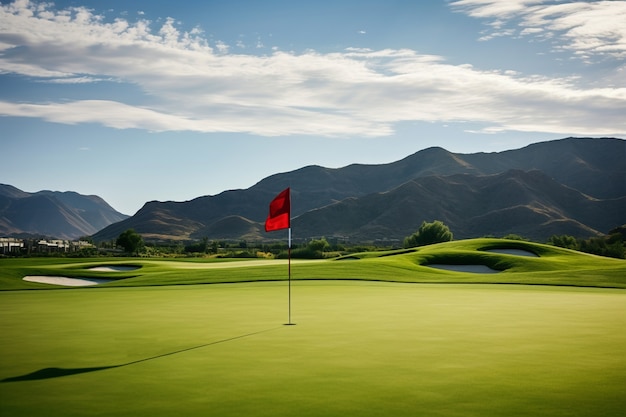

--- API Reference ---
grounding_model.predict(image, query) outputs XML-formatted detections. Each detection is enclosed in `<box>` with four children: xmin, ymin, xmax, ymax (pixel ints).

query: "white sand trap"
<box><xmin>23</xmin><ymin>276</ymin><xmax>114</xmax><ymax>286</ymax></box>
<box><xmin>426</xmin><ymin>264</ymin><xmax>500</xmax><ymax>273</ymax></box>
<box><xmin>88</xmin><ymin>265</ymin><xmax>140</xmax><ymax>272</ymax></box>
<box><xmin>485</xmin><ymin>249</ymin><xmax>539</xmax><ymax>257</ymax></box>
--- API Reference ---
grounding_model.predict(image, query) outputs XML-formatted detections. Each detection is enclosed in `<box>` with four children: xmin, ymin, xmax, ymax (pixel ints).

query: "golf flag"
<box><xmin>265</xmin><ymin>188</ymin><xmax>291</xmax><ymax>232</ymax></box>
<box><xmin>266</xmin><ymin>187</ymin><xmax>294</xmax><ymax>325</ymax></box>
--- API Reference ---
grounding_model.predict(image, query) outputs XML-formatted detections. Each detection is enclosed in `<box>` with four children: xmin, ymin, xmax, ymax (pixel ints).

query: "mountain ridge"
<box><xmin>291</xmin><ymin>169</ymin><xmax>624</xmax><ymax>242</ymax></box>
<box><xmin>92</xmin><ymin>137</ymin><xmax>626</xmax><ymax>243</ymax></box>
<box><xmin>0</xmin><ymin>185</ymin><xmax>129</xmax><ymax>239</ymax></box>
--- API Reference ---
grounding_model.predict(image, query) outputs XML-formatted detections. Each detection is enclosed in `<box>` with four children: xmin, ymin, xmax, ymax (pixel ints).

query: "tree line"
<box><xmin>9</xmin><ymin>221</ymin><xmax>622</xmax><ymax>260</ymax></box>
<box><xmin>547</xmin><ymin>225</ymin><xmax>625</xmax><ymax>259</ymax></box>
<box><xmin>107</xmin><ymin>222</ymin><xmax>626</xmax><ymax>260</ymax></box>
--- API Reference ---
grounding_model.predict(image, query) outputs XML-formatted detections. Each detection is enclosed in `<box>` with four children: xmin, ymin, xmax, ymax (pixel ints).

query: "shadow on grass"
<box><xmin>2</xmin><ymin>327</ymin><xmax>281</xmax><ymax>383</ymax></box>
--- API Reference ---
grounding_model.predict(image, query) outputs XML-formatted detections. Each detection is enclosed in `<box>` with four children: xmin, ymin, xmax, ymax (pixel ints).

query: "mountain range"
<box><xmin>91</xmin><ymin>137</ymin><xmax>625</xmax><ymax>243</ymax></box>
<box><xmin>0</xmin><ymin>185</ymin><xmax>128</xmax><ymax>240</ymax></box>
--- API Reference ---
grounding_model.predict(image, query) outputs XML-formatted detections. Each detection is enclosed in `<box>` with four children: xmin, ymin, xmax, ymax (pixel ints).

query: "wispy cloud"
<box><xmin>215</xmin><ymin>40</ymin><xmax>229</xmax><ymax>54</ymax></box>
<box><xmin>450</xmin><ymin>0</ymin><xmax>626</xmax><ymax>61</ymax></box>
<box><xmin>0</xmin><ymin>0</ymin><xmax>624</xmax><ymax>137</ymax></box>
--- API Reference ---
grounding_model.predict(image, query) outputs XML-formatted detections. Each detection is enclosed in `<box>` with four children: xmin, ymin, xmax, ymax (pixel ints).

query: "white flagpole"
<box><xmin>287</xmin><ymin>227</ymin><xmax>293</xmax><ymax>325</ymax></box>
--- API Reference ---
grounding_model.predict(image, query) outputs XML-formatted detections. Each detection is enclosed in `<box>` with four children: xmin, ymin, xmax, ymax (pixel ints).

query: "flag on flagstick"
<box><xmin>265</xmin><ymin>187</ymin><xmax>294</xmax><ymax>325</ymax></box>
<box><xmin>265</xmin><ymin>188</ymin><xmax>290</xmax><ymax>232</ymax></box>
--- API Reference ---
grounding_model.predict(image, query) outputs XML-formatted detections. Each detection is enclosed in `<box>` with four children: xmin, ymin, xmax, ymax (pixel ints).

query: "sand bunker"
<box><xmin>23</xmin><ymin>276</ymin><xmax>114</xmax><ymax>286</ymax></box>
<box><xmin>484</xmin><ymin>249</ymin><xmax>538</xmax><ymax>257</ymax></box>
<box><xmin>426</xmin><ymin>264</ymin><xmax>500</xmax><ymax>273</ymax></box>
<box><xmin>88</xmin><ymin>265</ymin><xmax>140</xmax><ymax>272</ymax></box>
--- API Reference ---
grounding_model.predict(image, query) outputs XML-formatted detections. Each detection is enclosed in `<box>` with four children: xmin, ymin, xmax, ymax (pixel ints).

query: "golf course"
<box><xmin>1</xmin><ymin>239</ymin><xmax>625</xmax><ymax>416</ymax></box>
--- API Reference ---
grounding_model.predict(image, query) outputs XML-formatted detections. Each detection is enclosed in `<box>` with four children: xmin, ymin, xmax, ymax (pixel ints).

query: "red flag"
<box><xmin>265</xmin><ymin>188</ymin><xmax>291</xmax><ymax>232</ymax></box>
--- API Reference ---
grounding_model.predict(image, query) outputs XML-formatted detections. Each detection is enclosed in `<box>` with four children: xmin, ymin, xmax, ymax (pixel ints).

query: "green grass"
<box><xmin>0</xmin><ymin>282</ymin><xmax>624</xmax><ymax>416</ymax></box>
<box><xmin>1</xmin><ymin>239</ymin><xmax>625</xmax><ymax>416</ymax></box>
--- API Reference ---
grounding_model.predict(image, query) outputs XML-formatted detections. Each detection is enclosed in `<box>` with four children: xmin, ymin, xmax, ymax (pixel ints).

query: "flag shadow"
<box><xmin>2</xmin><ymin>327</ymin><xmax>280</xmax><ymax>383</ymax></box>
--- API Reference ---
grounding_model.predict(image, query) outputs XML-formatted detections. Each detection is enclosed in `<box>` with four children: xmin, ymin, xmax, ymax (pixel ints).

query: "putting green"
<box><xmin>1</xmin><ymin>281</ymin><xmax>624</xmax><ymax>417</ymax></box>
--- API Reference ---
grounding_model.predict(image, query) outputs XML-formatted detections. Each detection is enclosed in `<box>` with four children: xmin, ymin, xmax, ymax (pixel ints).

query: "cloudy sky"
<box><xmin>1</xmin><ymin>0</ymin><xmax>625</xmax><ymax>215</ymax></box>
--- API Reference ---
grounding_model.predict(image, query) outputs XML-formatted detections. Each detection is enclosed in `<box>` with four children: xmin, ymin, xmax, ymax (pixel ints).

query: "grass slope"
<box><xmin>0</xmin><ymin>239</ymin><xmax>624</xmax><ymax>290</ymax></box>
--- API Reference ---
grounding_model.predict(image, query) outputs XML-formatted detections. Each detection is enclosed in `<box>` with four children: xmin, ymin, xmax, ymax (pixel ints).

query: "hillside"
<box><xmin>90</xmin><ymin>137</ymin><xmax>626</xmax><ymax>243</ymax></box>
<box><xmin>293</xmin><ymin>170</ymin><xmax>625</xmax><ymax>241</ymax></box>
<box><xmin>0</xmin><ymin>185</ymin><xmax>129</xmax><ymax>239</ymax></box>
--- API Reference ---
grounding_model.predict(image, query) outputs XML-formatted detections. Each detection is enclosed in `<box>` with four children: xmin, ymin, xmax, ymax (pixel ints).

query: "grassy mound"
<box><xmin>1</xmin><ymin>239</ymin><xmax>625</xmax><ymax>290</ymax></box>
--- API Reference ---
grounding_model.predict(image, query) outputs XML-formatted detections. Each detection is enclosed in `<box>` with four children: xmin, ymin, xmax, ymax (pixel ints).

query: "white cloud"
<box><xmin>215</xmin><ymin>40</ymin><xmax>229</xmax><ymax>54</ymax></box>
<box><xmin>43</xmin><ymin>76</ymin><xmax>111</xmax><ymax>84</ymax></box>
<box><xmin>478</xmin><ymin>28</ymin><xmax>516</xmax><ymax>41</ymax></box>
<box><xmin>0</xmin><ymin>0</ymin><xmax>624</xmax><ymax>138</ymax></box>
<box><xmin>450</xmin><ymin>0</ymin><xmax>626</xmax><ymax>60</ymax></box>
<box><xmin>450</xmin><ymin>0</ymin><xmax>546</xmax><ymax>19</ymax></box>
<box><xmin>520</xmin><ymin>27</ymin><xmax>544</xmax><ymax>36</ymax></box>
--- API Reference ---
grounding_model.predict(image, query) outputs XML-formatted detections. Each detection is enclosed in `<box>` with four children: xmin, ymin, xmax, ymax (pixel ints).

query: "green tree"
<box><xmin>608</xmin><ymin>225</ymin><xmax>626</xmax><ymax>242</ymax></box>
<box><xmin>116</xmin><ymin>229</ymin><xmax>144</xmax><ymax>255</ymax></box>
<box><xmin>580</xmin><ymin>236</ymin><xmax>625</xmax><ymax>259</ymax></box>
<box><xmin>404</xmin><ymin>220</ymin><xmax>453</xmax><ymax>248</ymax></box>
<box><xmin>210</xmin><ymin>240</ymin><xmax>219</xmax><ymax>254</ymax></box>
<box><xmin>185</xmin><ymin>237</ymin><xmax>209</xmax><ymax>254</ymax></box>
<box><xmin>548</xmin><ymin>234</ymin><xmax>579</xmax><ymax>250</ymax></box>
<box><xmin>308</xmin><ymin>238</ymin><xmax>330</xmax><ymax>252</ymax></box>
<box><xmin>502</xmin><ymin>234</ymin><xmax>527</xmax><ymax>241</ymax></box>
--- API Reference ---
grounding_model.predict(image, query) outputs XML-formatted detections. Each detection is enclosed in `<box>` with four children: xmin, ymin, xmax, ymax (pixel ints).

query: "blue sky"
<box><xmin>1</xmin><ymin>0</ymin><xmax>625</xmax><ymax>215</ymax></box>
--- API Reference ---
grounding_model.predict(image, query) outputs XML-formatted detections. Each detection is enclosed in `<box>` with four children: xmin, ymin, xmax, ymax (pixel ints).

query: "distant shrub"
<box><xmin>275</xmin><ymin>238</ymin><xmax>332</xmax><ymax>259</ymax></box>
<box><xmin>548</xmin><ymin>231</ymin><xmax>625</xmax><ymax>259</ymax></box>
<box><xmin>307</xmin><ymin>238</ymin><xmax>330</xmax><ymax>252</ymax></box>
<box><xmin>404</xmin><ymin>220</ymin><xmax>453</xmax><ymax>248</ymax></box>
<box><xmin>579</xmin><ymin>237</ymin><xmax>625</xmax><ymax>259</ymax></box>
<box><xmin>548</xmin><ymin>234</ymin><xmax>578</xmax><ymax>250</ymax></box>
<box><xmin>277</xmin><ymin>248</ymin><xmax>319</xmax><ymax>260</ymax></box>
<box><xmin>116</xmin><ymin>229</ymin><xmax>144</xmax><ymax>255</ymax></box>
<box><xmin>502</xmin><ymin>234</ymin><xmax>528</xmax><ymax>241</ymax></box>
<box><xmin>232</xmin><ymin>250</ymin><xmax>257</xmax><ymax>258</ymax></box>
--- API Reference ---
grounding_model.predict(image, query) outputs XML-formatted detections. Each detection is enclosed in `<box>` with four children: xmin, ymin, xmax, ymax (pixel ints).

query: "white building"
<box><xmin>0</xmin><ymin>238</ymin><xmax>24</xmax><ymax>254</ymax></box>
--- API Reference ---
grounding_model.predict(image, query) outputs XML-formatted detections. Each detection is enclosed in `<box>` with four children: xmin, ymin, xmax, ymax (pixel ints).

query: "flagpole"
<box><xmin>264</xmin><ymin>187</ymin><xmax>293</xmax><ymax>326</ymax></box>
<box><xmin>287</xmin><ymin>227</ymin><xmax>293</xmax><ymax>325</ymax></box>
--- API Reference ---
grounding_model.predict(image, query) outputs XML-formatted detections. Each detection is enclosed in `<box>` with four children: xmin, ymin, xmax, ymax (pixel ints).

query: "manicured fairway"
<box><xmin>1</xmin><ymin>281</ymin><xmax>624</xmax><ymax>417</ymax></box>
